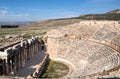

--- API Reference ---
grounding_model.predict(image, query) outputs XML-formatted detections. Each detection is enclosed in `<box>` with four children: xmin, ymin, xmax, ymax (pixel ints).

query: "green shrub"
<box><xmin>22</xmin><ymin>34</ymin><xmax>31</xmax><ymax>39</ymax></box>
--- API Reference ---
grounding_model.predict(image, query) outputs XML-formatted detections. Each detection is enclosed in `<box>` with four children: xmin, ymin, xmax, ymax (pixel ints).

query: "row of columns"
<box><xmin>0</xmin><ymin>38</ymin><xmax>41</xmax><ymax>76</ymax></box>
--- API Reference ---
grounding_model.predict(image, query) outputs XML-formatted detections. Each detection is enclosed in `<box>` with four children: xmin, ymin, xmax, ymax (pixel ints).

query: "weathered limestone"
<box><xmin>32</xmin><ymin>54</ymin><xmax>49</xmax><ymax>78</ymax></box>
<box><xmin>0</xmin><ymin>38</ymin><xmax>41</xmax><ymax>76</ymax></box>
<box><xmin>1</xmin><ymin>20</ymin><xmax>120</xmax><ymax>78</ymax></box>
<box><xmin>45</xmin><ymin>20</ymin><xmax>120</xmax><ymax>78</ymax></box>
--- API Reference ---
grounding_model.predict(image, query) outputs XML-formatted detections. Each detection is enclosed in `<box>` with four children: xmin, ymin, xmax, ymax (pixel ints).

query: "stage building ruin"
<box><xmin>0</xmin><ymin>38</ymin><xmax>42</xmax><ymax>76</ymax></box>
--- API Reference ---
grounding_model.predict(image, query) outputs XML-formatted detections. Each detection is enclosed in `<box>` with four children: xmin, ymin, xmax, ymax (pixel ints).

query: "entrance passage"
<box><xmin>40</xmin><ymin>60</ymin><xmax>69</xmax><ymax>78</ymax></box>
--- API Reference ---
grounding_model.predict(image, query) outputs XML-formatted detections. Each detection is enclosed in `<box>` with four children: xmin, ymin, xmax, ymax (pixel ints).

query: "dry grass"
<box><xmin>0</xmin><ymin>19</ymin><xmax>80</xmax><ymax>47</ymax></box>
<box><xmin>0</xmin><ymin>19</ymin><xmax>81</xmax><ymax>37</ymax></box>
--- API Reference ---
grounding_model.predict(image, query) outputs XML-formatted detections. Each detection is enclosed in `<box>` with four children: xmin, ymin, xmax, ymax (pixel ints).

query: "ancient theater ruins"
<box><xmin>46</xmin><ymin>20</ymin><xmax>120</xmax><ymax>78</ymax></box>
<box><xmin>0</xmin><ymin>20</ymin><xmax>120</xmax><ymax>79</ymax></box>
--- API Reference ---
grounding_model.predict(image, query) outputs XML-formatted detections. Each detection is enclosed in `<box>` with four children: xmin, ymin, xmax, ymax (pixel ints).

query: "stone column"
<box><xmin>27</xmin><ymin>43</ymin><xmax>29</xmax><ymax>61</ymax></box>
<box><xmin>19</xmin><ymin>49</ymin><xmax>22</xmax><ymax>68</ymax></box>
<box><xmin>33</xmin><ymin>43</ymin><xmax>35</xmax><ymax>55</ymax></box>
<box><xmin>31</xmin><ymin>45</ymin><xmax>34</xmax><ymax>57</ymax></box>
<box><xmin>11</xmin><ymin>55</ymin><xmax>14</xmax><ymax>73</ymax></box>
<box><xmin>31</xmin><ymin>45</ymin><xmax>32</xmax><ymax>58</ymax></box>
<box><xmin>16</xmin><ymin>53</ymin><xmax>19</xmax><ymax>71</ymax></box>
<box><xmin>24</xmin><ymin>48</ymin><xmax>27</xmax><ymax>63</ymax></box>
<box><xmin>23</xmin><ymin>47</ymin><xmax>26</xmax><ymax>66</ymax></box>
<box><xmin>29</xmin><ymin>44</ymin><xmax>31</xmax><ymax>59</ymax></box>
<box><xmin>18</xmin><ymin>51</ymin><xmax>20</xmax><ymax>69</ymax></box>
<box><xmin>7</xmin><ymin>58</ymin><xmax>12</xmax><ymax>74</ymax></box>
<box><xmin>20</xmin><ymin>47</ymin><xmax>23</xmax><ymax>68</ymax></box>
<box><xmin>9</xmin><ymin>59</ymin><xmax>12</xmax><ymax>74</ymax></box>
<box><xmin>4</xmin><ymin>59</ymin><xmax>9</xmax><ymax>75</ymax></box>
<box><xmin>2</xmin><ymin>59</ymin><xmax>6</xmax><ymax>75</ymax></box>
<box><xmin>35</xmin><ymin>42</ymin><xmax>38</xmax><ymax>53</ymax></box>
<box><xmin>32</xmin><ymin>44</ymin><xmax>34</xmax><ymax>55</ymax></box>
<box><xmin>31</xmin><ymin>44</ymin><xmax>33</xmax><ymax>58</ymax></box>
<box><xmin>31</xmin><ymin>44</ymin><xmax>34</xmax><ymax>58</ymax></box>
<box><xmin>21</xmin><ymin>41</ymin><xmax>25</xmax><ymax>67</ymax></box>
<box><xmin>14</xmin><ymin>55</ymin><xmax>17</xmax><ymax>74</ymax></box>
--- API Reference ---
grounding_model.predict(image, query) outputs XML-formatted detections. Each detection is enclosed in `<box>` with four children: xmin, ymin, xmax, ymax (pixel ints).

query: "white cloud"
<box><xmin>0</xmin><ymin>7</ymin><xmax>8</xmax><ymax>10</ymax></box>
<box><xmin>0</xmin><ymin>7</ymin><xmax>29</xmax><ymax>17</ymax></box>
<box><xmin>0</xmin><ymin>9</ymin><xmax>7</xmax><ymax>16</ymax></box>
<box><xmin>0</xmin><ymin>6</ymin><xmax>8</xmax><ymax>16</ymax></box>
<box><xmin>0</xmin><ymin>10</ymin><xmax>29</xmax><ymax>17</ymax></box>
<box><xmin>0</xmin><ymin>9</ymin><xmax>29</xmax><ymax>17</ymax></box>
<box><xmin>6</xmin><ymin>14</ymin><xmax>29</xmax><ymax>17</ymax></box>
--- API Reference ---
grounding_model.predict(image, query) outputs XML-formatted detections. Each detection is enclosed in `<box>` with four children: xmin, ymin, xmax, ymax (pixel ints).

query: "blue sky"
<box><xmin>0</xmin><ymin>0</ymin><xmax>120</xmax><ymax>21</ymax></box>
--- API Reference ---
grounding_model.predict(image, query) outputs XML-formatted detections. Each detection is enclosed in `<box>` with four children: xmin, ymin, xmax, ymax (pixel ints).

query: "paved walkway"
<box><xmin>15</xmin><ymin>50</ymin><xmax>46</xmax><ymax>77</ymax></box>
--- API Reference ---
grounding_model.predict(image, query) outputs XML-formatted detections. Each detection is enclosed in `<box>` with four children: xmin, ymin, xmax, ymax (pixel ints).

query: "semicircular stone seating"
<box><xmin>46</xmin><ymin>21</ymin><xmax>120</xmax><ymax>78</ymax></box>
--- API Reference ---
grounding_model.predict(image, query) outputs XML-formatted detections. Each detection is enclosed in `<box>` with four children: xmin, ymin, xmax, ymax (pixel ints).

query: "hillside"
<box><xmin>24</xmin><ymin>9</ymin><xmax>120</xmax><ymax>28</ymax></box>
<box><xmin>25</xmin><ymin>19</ymin><xmax>80</xmax><ymax>27</ymax></box>
<box><xmin>77</xmin><ymin>13</ymin><xmax>120</xmax><ymax>20</ymax></box>
<box><xmin>76</xmin><ymin>9</ymin><xmax>120</xmax><ymax>20</ymax></box>
<box><xmin>106</xmin><ymin>9</ymin><xmax>120</xmax><ymax>14</ymax></box>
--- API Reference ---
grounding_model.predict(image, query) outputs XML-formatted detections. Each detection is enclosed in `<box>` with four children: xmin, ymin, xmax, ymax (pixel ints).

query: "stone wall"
<box><xmin>31</xmin><ymin>54</ymin><xmax>49</xmax><ymax>78</ymax></box>
<box><xmin>0</xmin><ymin>37</ymin><xmax>41</xmax><ymax>76</ymax></box>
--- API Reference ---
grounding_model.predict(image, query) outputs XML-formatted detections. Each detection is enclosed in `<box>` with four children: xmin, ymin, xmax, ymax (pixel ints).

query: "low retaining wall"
<box><xmin>29</xmin><ymin>54</ymin><xmax>49</xmax><ymax>78</ymax></box>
